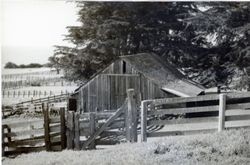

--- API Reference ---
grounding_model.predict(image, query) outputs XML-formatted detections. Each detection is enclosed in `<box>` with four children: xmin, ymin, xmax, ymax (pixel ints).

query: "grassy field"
<box><xmin>1</xmin><ymin>68</ymin><xmax>77</xmax><ymax>105</ymax></box>
<box><xmin>3</xmin><ymin>128</ymin><xmax>250</xmax><ymax>165</ymax></box>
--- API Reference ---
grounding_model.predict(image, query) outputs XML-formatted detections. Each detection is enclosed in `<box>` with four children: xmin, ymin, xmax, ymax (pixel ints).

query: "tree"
<box><xmin>4</xmin><ymin>62</ymin><xmax>44</xmax><ymax>69</ymax></box>
<box><xmin>19</xmin><ymin>63</ymin><xmax>43</xmax><ymax>68</ymax></box>
<box><xmin>4</xmin><ymin>62</ymin><xmax>19</xmax><ymax>69</ymax></box>
<box><xmin>51</xmin><ymin>2</ymin><xmax>201</xmax><ymax>81</ymax></box>
<box><xmin>50</xmin><ymin>2</ymin><xmax>250</xmax><ymax>89</ymax></box>
<box><xmin>183</xmin><ymin>2</ymin><xmax>250</xmax><ymax>89</ymax></box>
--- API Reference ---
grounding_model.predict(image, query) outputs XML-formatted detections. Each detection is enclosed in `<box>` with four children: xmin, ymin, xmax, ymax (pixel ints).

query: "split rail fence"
<box><xmin>141</xmin><ymin>92</ymin><xmax>250</xmax><ymax>142</ymax></box>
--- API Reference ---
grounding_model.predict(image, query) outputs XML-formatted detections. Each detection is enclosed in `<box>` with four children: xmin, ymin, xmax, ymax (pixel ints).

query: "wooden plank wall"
<box><xmin>77</xmin><ymin>59</ymin><xmax>173</xmax><ymax>113</ymax></box>
<box><xmin>77</xmin><ymin>73</ymin><xmax>172</xmax><ymax>113</ymax></box>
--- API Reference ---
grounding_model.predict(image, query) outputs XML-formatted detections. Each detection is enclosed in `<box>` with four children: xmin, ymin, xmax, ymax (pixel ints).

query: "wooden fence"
<box><xmin>141</xmin><ymin>92</ymin><xmax>250</xmax><ymax>142</ymax></box>
<box><xmin>1</xmin><ymin>70</ymin><xmax>59</xmax><ymax>80</ymax></box>
<box><xmin>66</xmin><ymin>89</ymin><xmax>138</xmax><ymax>150</ymax></box>
<box><xmin>3</xmin><ymin>90</ymin><xmax>250</xmax><ymax>155</ymax></box>
<box><xmin>2</xmin><ymin>93</ymin><xmax>70</xmax><ymax>119</ymax></box>
<box><xmin>2</xmin><ymin>103</ymin><xmax>66</xmax><ymax>156</ymax></box>
<box><xmin>15</xmin><ymin>93</ymin><xmax>72</xmax><ymax>105</ymax></box>
<box><xmin>2</xmin><ymin>119</ymin><xmax>45</xmax><ymax>156</ymax></box>
<box><xmin>2</xmin><ymin>89</ymin><xmax>72</xmax><ymax>98</ymax></box>
<box><xmin>2</xmin><ymin>78</ymin><xmax>73</xmax><ymax>90</ymax></box>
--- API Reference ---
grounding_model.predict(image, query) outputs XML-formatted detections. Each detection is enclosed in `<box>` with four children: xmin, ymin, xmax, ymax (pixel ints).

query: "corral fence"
<box><xmin>3</xmin><ymin>90</ymin><xmax>250</xmax><ymax>156</ymax></box>
<box><xmin>2</xmin><ymin>103</ymin><xmax>66</xmax><ymax>156</ymax></box>
<box><xmin>140</xmin><ymin>92</ymin><xmax>250</xmax><ymax>142</ymax></box>
<box><xmin>2</xmin><ymin>93</ymin><xmax>71</xmax><ymax>118</ymax></box>
<box><xmin>1</xmin><ymin>70</ymin><xmax>59</xmax><ymax>79</ymax></box>
<box><xmin>66</xmin><ymin>89</ymin><xmax>138</xmax><ymax>150</ymax></box>
<box><xmin>16</xmin><ymin>93</ymin><xmax>72</xmax><ymax>105</ymax></box>
<box><xmin>2</xmin><ymin>78</ymin><xmax>73</xmax><ymax>90</ymax></box>
<box><xmin>2</xmin><ymin>89</ymin><xmax>72</xmax><ymax>98</ymax></box>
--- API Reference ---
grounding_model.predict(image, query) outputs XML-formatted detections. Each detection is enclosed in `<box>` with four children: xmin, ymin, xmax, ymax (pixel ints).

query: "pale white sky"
<box><xmin>1</xmin><ymin>0</ymin><xmax>80</xmax><ymax>66</ymax></box>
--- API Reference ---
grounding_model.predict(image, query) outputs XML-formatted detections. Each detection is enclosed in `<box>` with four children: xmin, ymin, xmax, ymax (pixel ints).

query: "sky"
<box><xmin>1</xmin><ymin>0</ymin><xmax>80</xmax><ymax>66</ymax></box>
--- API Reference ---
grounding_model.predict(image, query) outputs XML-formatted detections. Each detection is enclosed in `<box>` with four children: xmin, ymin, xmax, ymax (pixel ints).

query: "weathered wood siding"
<box><xmin>76</xmin><ymin>59</ymin><xmax>174</xmax><ymax>113</ymax></box>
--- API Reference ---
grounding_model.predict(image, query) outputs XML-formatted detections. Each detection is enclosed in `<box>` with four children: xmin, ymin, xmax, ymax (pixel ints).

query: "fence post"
<box><xmin>141</xmin><ymin>101</ymin><xmax>148</xmax><ymax>142</ymax></box>
<box><xmin>126</xmin><ymin>89</ymin><xmax>138</xmax><ymax>142</ymax></box>
<box><xmin>43</xmin><ymin>103</ymin><xmax>51</xmax><ymax>151</ymax></box>
<box><xmin>2</xmin><ymin>126</ymin><xmax>5</xmax><ymax>156</ymax></box>
<box><xmin>29</xmin><ymin>125</ymin><xmax>35</xmax><ymax>146</ymax></box>
<box><xmin>60</xmin><ymin>107</ymin><xmax>66</xmax><ymax>150</ymax></box>
<box><xmin>2</xmin><ymin>126</ymin><xmax>12</xmax><ymax>155</ymax></box>
<box><xmin>30</xmin><ymin>125</ymin><xmax>34</xmax><ymax>138</ymax></box>
<box><xmin>66</xmin><ymin>111</ymin><xmax>74</xmax><ymax>149</ymax></box>
<box><xmin>74</xmin><ymin>112</ymin><xmax>80</xmax><ymax>150</ymax></box>
<box><xmin>2</xmin><ymin>106</ymin><xmax>5</xmax><ymax>119</ymax></box>
<box><xmin>89</xmin><ymin>113</ymin><xmax>96</xmax><ymax>149</ymax></box>
<box><xmin>218</xmin><ymin>94</ymin><xmax>226</xmax><ymax>132</ymax></box>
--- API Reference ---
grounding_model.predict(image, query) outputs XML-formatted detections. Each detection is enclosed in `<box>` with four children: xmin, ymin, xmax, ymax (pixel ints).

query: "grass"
<box><xmin>3</xmin><ymin>128</ymin><xmax>250</xmax><ymax>165</ymax></box>
<box><xmin>2</xmin><ymin>68</ymin><xmax>77</xmax><ymax>105</ymax></box>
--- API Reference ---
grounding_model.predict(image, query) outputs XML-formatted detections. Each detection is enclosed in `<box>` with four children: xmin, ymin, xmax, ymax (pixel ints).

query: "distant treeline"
<box><xmin>4</xmin><ymin>62</ymin><xmax>51</xmax><ymax>69</ymax></box>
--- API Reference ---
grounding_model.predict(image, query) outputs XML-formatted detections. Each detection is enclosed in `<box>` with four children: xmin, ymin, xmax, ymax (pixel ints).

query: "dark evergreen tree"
<box><xmin>50</xmin><ymin>2</ymin><xmax>250</xmax><ymax>89</ymax></box>
<box><xmin>184</xmin><ymin>2</ymin><xmax>250</xmax><ymax>89</ymax></box>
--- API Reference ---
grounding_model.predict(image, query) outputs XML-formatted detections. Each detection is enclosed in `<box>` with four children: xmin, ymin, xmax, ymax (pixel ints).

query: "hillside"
<box><xmin>3</xmin><ymin>128</ymin><xmax>250</xmax><ymax>165</ymax></box>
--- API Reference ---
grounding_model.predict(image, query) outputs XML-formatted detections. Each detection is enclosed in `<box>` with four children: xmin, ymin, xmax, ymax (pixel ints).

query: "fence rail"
<box><xmin>2</xmin><ymin>103</ymin><xmax>66</xmax><ymax>156</ymax></box>
<box><xmin>15</xmin><ymin>93</ymin><xmax>72</xmax><ymax>105</ymax></box>
<box><xmin>2</xmin><ymin>70</ymin><xmax>59</xmax><ymax>79</ymax></box>
<box><xmin>2</xmin><ymin>93</ymin><xmax>70</xmax><ymax>119</ymax></box>
<box><xmin>2</xmin><ymin>89</ymin><xmax>73</xmax><ymax>98</ymax></box>
<box><xmin>141</xmin><ymin>92</ymin><xmax>250</xmax><ymax>142</ymax></box>
<box><xmin>2</xmin><ymin>77</ymin><xmax>74</xmax><ymax>89</ymax></box>
<box><xmin>2</xmin><ymin>119</ymin><xmax>45</xmax><ymax>156</ymax></box>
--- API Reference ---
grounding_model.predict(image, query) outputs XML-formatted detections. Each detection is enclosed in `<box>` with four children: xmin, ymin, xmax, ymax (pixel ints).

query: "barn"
<box><xmin>73</xmin><ymin>53</ymin><xmax>205</xmax><ymax>113</ymax></box>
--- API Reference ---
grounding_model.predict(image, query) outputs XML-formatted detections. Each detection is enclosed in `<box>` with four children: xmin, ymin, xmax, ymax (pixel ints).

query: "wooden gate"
<box><xmin>66</xmin><ymin>89</ymin><xmax>138</xmax><ymax>150</ymax></box>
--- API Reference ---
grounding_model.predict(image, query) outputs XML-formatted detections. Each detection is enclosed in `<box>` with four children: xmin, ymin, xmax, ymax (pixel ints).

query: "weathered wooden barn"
<box><xmin>74</xmin><ymin>53</ymin><xmax>205</xmax><ymax>113</ymax></box>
